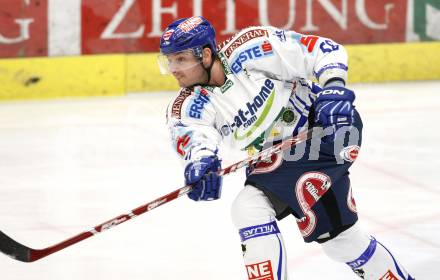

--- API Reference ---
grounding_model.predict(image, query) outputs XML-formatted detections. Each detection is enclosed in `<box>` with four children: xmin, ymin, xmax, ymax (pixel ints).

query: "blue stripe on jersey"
<box><xmin>293</xmin><ymin>95</ymin><xmax>310</xmax><ymax>110</ymax></box>
<box><xmin>292</xmin><ymin>101</ymin><xmax>307</xmax><ymax>117</ymax></box>
<box><xmin>314</xmin><ymin>63</ymin><xmax>348</xmax><ymax>80</ymax></box>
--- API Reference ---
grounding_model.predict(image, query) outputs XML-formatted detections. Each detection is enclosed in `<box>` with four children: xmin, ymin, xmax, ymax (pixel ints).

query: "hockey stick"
<box><xmin>0</xmin><ymin>127</ymin><xmax>320</xmax><ymax>263</ymax></box>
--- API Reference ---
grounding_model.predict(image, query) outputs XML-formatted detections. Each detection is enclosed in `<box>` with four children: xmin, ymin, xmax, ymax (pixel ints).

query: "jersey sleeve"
<box><xmin>166</xmin><ymin>87</ymin><xmax>222</xmax><ymax>165</ymax></box>
<box><xmin>254</xmin><ymin>27</ymin><xmax>348</xmax><ymax>86</ymax></box>
<box><xmin>274</xmin><ymin>28</ymin><xmax>348</xmax><ymax>86</ymax></box>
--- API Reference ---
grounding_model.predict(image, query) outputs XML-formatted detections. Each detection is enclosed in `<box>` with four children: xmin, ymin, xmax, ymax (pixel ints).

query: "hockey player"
<box><xmin>158</xmin><ymin>16</ymin><xmax>414</xmax><ymax>280</ymax></box>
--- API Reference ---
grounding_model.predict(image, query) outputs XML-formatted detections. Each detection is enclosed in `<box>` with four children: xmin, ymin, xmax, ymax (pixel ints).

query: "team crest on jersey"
<box><xmin>223</xmin><ymin>28</ymin><xmax>269</xmax><ymax>58</ymax></box>
<box><xmin>281</xmin><ymin>107</ymin><xmax>297</xmax><ymax>126</ymax></box>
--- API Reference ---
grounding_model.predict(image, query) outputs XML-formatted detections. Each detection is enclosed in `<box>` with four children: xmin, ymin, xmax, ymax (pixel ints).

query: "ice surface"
<box><xmin>0</xmin><ymin>81</ymin><xmax>439</xmax><ymax>279</ymax></box>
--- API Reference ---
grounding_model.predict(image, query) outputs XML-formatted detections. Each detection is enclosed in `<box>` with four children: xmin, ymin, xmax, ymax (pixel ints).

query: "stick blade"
<box><xmin>0</xmin><ymin>231</ymin><xmax>32</xmax><ymax>262</ymax></box>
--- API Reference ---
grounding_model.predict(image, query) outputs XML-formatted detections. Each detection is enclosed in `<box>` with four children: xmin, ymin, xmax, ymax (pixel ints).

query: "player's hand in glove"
<box><xmin>184</xmin><ymin>156</ymin><xmax>222</xmax><ymax>201</ymax></box>
<box><xmin>314</xmin><ymin>83</ymin><xmax>355</xmax><ymax>142</ymax></box>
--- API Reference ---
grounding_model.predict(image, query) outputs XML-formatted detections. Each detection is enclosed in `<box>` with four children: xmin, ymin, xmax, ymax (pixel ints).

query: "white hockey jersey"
<box><xmin>166</xmin><ymin>26</ymin><xmax>348</xmax><ymax>163</ymax></box>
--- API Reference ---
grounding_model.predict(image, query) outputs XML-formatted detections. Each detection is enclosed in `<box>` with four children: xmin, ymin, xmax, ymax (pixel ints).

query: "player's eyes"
<box><xmin>168</xmin><ymin>56</ymin><xmax>186</xmax><ymax>65</ymax></box>
<box><xmin>177</xmin><ymin>57</ymin><xmax>186</xmax><ymax>63</ymax></box>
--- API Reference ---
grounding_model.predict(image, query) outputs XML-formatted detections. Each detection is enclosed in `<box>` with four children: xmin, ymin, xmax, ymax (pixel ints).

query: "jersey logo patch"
<box><xmin>281</xmin><ymin>107</ymin><xmax>297</xmax><ymax>126</ymax></box>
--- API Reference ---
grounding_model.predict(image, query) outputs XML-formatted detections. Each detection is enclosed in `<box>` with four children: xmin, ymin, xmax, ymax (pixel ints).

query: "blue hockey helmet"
<box><xmin>159</xmin><ymin>16</ymin><xmax>217</xmax><ymax>56</ymax></box>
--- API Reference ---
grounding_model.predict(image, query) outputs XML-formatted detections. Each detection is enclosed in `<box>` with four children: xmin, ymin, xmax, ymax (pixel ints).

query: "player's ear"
<box><xmin>201</xmin><ymin>47</ymin><xmax>213</xmax><ymax>67</ymax></box>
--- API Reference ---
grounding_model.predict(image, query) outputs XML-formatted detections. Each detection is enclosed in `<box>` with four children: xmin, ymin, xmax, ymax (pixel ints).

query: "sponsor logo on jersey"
<box><xmin>300</xmin><ymin>172</ymin><xmax>331</xmax><ymax>202</ymax></box>
<box><xmin>340</xmin><ymin>145</ymin><xmax>360</xmax><ymax>162</ymax></box>
<box><xmin>220</xmin><ymin>79</ymin><xmax>234</xmax><ymax>93</ymax></box>
<box><xmin>217</xmin><ymin>37</ymin><xmax>232</xmax><ymax>52</ymax></box>
<box><xmin>295</xmin><ymin>172</ymin><xmax>332</xmax><ymax>237</ymax></box>
<box><xmin>177</xmin><ymin>16</ymin><xmax>203</xmax><ymax>32</ymax></box>
<box><xmin>171</xmin><ymin>88</ymin><xmax>192</xmax><ymax>119</ymax></box>
<box><xmin>246</xmin><ymin>260</ymin><xmax>274</xmax><ymax>280</ymax></box>
<box><xmin>224</xmin><ymin>28</ymin><xmax>269</xmax><ymax>58</ymax></box>
<box><xmin>274</xmin><ymin>30</ymin><xmax>286</xmax><ymax>42</ymax></box>
<box><xmin>188</xmin><ymin>89</ymin><xmax>210</xmax><ymax>119</ymax></box>
<box><xmin>379</xmin><ymin>270</ymin><xmax>399</xmax><ymax>280</ymax></box>
<box><xmin>239</xmin><ymin>221</ymin><xmax>280</xmax><ymax>242</ymax></box>
<box><xmin>231</xmin><ymin>79</ymin><xmax>275</xmax><ymax>140</ymax></box>
<box><xmin>219</xmin><ymin>54</ymin><xmax>233</xmax><ymax>76</ymax></box>
<box><xmin>230</xmin><ymin>41</ymin><xmax>274</xmax><ymax>74</ymax></box>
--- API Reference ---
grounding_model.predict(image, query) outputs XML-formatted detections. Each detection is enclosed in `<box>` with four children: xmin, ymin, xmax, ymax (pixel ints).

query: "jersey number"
<box><xmin>320</xmin><ymin>40</ymin><xmax>339</xmax><ymax>53</ymax></box>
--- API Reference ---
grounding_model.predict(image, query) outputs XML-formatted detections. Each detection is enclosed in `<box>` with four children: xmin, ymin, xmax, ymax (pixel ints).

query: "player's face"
<box><xmin>165</xmin><ymin>51</ymin><xmax>207</xmax><ymax>87</ymax></box>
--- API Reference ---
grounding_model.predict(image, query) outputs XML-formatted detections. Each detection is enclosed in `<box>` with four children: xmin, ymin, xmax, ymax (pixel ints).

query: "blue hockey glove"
<box><xmin>184</xmin><ymin>156</ymin><xmax>222</xmax><ymax>201</ymax></box>
<box><xmin>314</xmin><ymin>85</ymin><xmax>355</xmax><ymax>142</ymax></box>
